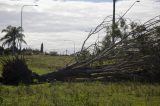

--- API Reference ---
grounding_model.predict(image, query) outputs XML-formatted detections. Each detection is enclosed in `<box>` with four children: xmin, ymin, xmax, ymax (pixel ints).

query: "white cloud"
<box><xmin>0</xmin><ymin>0</ymin><xmax>160</xmax><ymax>53</ymax></box>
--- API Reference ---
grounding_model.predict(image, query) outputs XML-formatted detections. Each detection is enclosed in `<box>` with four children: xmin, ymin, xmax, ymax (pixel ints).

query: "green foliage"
<box><xmin>1</xmin><ymin>56</ymin><xmax>32</xmax><ymax>85</ymax></box>
<box><xmin>0</xmin><ymin>25</ymin><xmax>26</xmax><ymax>52</ymax></box>
<box><xmin>3</xmin><ymin>48</ymin><xmax>12</xmax><ymax>55</ymax></box>
<box><xmin>94</xmin><ymin>18</ymin><xmax>160</xmax><ymax>72</ymax></box>
<box><xmin>22</xmin><ymin>48</ymin><xmax>41</xmax><ymax>55</ymax></box>
<box><xmin>49</xmin><ymin>51</ymin><xmax>58</xmax><ymax>56</ymax></box>
<box><xmin>0</xmin><ymin>46</ymin><xmax>4</xmax><ymax>55</ymax></box>
<box><xmin>102</xmin><ymin>18</ymin><xmax>136</xmax><ymax>51</ymax></box>
<box><xmin>76</xmin><ymin>49</ymin><xmax>91</xmax><ymax>62</ymax></box>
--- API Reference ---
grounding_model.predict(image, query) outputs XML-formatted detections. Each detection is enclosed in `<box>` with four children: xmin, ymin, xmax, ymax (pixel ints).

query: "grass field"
<box><xmin>0</xmin><ymin>55</ymin><xmax>74</xmax><ymax>75</ymax></box>
<box><xmin>25</xmin><ymin>55</ymin><xmax>74</xmax><ymax>75</ymax></box>
<box><xmin>0</xmin><ymin>55</ymin><xmax>160</xmax><ymax>106</ymax></box>
<box><xmin>0</xmin><ymin>82</ymin><xmax>160</xmax><ymax>106</ymax></box>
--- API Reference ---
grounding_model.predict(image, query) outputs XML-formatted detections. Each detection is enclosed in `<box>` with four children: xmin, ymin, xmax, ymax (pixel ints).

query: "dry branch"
<box><xmin>40</xmin><ymin>15</ymin><xmax>160</xmax><ymax>82</ymax></box>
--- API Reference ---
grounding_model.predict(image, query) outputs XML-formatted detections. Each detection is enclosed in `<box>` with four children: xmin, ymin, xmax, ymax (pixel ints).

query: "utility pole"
<box><xmin>20</xmin><ymin>5</ymin><xmax>38</xmax><ymax>51</ymax></box>
<box><xmin>112</xmin><ymin>0</ymin><xmax>116</xmax><ymax>44</ymax></box>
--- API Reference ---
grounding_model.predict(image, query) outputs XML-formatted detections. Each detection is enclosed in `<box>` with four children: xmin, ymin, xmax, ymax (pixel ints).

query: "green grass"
<box><xmin>0</xmin><ymin>55</ymin><xmax>74</xmax><ymax>75</ymax></box>
<box><xmin>0</xmin><ymin>55</ymin><xmax>160</xmax><ymax>106</ymax></box>
<box><xmin>0</xmin><ymin>82</ymin><xmax>160</xmax><ymax>106</ymax></box>
<box><xmin>25</xmin><ymin>55</ymin><xmax>74</xmax><ymax>74</ymax></box>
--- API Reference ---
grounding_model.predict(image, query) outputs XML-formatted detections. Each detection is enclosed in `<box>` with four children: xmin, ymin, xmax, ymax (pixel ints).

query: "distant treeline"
<box><xmin>0</xmin><ymin>46</ymin><xmax>69</xmax><ymax>56</ymax></box>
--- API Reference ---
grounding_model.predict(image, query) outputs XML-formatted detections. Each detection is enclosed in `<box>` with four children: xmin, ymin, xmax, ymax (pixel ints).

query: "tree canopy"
<box><xmin>0</xmin><ymin>25</ymin><xmax>27</xmax><ymax>53</ymax></box>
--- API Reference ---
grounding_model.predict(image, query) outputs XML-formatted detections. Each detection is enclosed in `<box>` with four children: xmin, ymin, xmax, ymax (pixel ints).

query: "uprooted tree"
<box><xmin>41</xmin><ymin>15</ymin><xmax>160</xmax><ymax>82</ymax></box>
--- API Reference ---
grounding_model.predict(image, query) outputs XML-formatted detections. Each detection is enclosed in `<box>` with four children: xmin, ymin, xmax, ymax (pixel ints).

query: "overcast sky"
<box><xmin>0</xmin><ymin>0</ymin><xmax>160</xmax><ymax>54</ymax></box>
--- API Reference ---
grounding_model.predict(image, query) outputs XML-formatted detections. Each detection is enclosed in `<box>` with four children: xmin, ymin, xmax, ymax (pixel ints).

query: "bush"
<box><xmin>1</xmin><ymin>56</ymin><xmax>32</xmax><ymax>85</ymax></box>
<box><xmin>3</xmin><ymin>48</ymin><xmax>12</xmax><ymax>55</ymax></box>
<box><xmin>49</xmin><ymin>51</ymin><xmax>58</xmax><ymax>56</ymax></box>
<box><xmin>0</xmin><ymin>46</ymin><xmax>4</xmax><ymax>55</ymax></box>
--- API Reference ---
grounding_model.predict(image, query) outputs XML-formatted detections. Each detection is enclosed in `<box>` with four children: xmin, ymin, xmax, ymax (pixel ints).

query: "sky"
<box><xmin>0</xmin><ymin>0</ymin><xmax>160</xmax><ymax>54</ymax></box>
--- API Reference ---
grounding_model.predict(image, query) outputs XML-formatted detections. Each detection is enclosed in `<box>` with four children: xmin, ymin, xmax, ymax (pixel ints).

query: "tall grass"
<box><xmin>0</xmin><ymin>82</ymin><xmax>160</xmax><ymax>106</ymax></box>
<box><xmin>0</xmin><ymin>55</ymin><xmax>160</xmax><ymax>106</ymax></box>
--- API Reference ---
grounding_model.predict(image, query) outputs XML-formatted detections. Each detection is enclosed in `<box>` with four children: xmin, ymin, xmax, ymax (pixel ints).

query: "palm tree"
<box><xmin>0</xmin><ymin>25</ymin><xmax>27</xmax><ymax>54</ymax></box>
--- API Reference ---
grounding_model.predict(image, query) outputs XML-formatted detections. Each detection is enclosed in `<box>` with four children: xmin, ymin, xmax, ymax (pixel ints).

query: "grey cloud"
<box><xmin>0</xmin><ymin>11</ymin><xmax>20</xmax><ymax>26</ymax></box>
<box><xmin>0</xmin><ymin>0</ymin><xmax>160</xmax><ymax>52</ymax></box>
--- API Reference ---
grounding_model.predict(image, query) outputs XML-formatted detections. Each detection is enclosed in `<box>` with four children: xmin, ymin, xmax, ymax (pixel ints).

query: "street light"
<box><xmin>20</xmin><ymin>5</ymin><xmax>38</xmax><ymax>50</ymax></box>
<box><xmin>112</xmin><ymin>0</ymin><xmax>140</xmax><ymax>44</ymax></box>
<box><xmin>118</xmin><ymin>1</ymin><xmax>140</xmax><ymax>22</ymax></box>
<box><xmin>64</xmin><ymin>40</ymin><xmax>76</xmax><ymax>54</ymax></box>
<box><xmin>21</xmin><ymin>5</ymin><xmax>38</xmax><ymax>33</ymax></box>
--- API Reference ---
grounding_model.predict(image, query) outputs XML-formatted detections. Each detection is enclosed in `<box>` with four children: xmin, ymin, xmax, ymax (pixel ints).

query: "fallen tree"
<box><xmin>40</xmin><ymin>15</ymin><xmax>160</xmax><ymax>82</ymax></box>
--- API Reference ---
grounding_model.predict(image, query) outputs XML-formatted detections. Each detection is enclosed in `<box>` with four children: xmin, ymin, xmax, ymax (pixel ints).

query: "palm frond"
<box><xmin>0</xmin><ymin>25</ymin><xmax>27</xmax><ymax>49</ymax></box>
<box><xmin>2</xmin><ymin>29</ymin><xmax>9</xmax><ymax>33</ymax></box>
<box><xmin>17</xmin><ymin>26</ymin><xmax>23</xmax><ymax>32</ymax></box>
<box><xmin>21</xmin><ymin>39</ymin><xmax>27</xmax><ymax>44</ymax></box>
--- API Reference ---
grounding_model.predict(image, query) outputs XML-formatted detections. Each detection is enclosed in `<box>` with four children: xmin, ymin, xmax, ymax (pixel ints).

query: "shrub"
<box><xmin>3</xmin><ymin>48</ymin><xmax>12</xmax><ymax>55</ymax></box>
<box><xmin>49</xmin><ymin>51</ymin><xmax>58</xmax><ymax>56</ymax></box>
<box><xmin>0</xmin><ymin>46</ymin><xmax>4</xmax><ymax>55</ymax></box>
<box><xmin>1</xmin><ymin>56</ymin><xmax>32</xmax><ymax>85</ymax></box>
